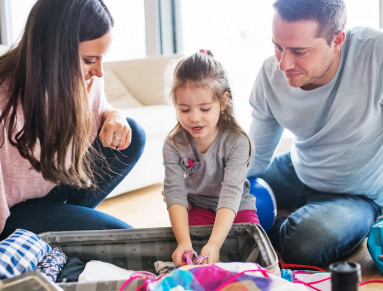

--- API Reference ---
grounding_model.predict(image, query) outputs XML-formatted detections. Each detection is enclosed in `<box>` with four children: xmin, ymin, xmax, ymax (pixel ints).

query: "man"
<box><xmin>248</xmin><ymin>0</ymin><xmax>383</xmax><ymax>267</ymax></box>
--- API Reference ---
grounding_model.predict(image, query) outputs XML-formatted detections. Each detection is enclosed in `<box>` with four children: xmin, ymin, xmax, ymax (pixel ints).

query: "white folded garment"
<box><xmin>78</xmin><ymin>260</ymin><xmax>135</xmax><ymax>283</ymax></box>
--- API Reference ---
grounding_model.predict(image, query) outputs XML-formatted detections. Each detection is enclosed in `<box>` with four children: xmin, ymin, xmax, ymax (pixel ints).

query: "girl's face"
<box><xmin>79</xmin><ymin>31</ymin><xmax>112</xmax><ymax>88</ymax></box>
<box><xmin>175</xmin><ymin>83</ymin><xmax>228</xmax><ymax>151</ymax></box>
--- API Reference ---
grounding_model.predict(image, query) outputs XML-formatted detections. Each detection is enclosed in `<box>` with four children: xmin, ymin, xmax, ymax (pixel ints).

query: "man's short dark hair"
<box><xmin>273</xmin><ymin>0</ymin><xmax>347</xmax><ymax>44</ymax></box>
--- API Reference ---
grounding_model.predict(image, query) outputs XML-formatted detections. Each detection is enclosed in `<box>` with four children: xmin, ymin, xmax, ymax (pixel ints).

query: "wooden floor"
<box><xmin>96</xmin><ymin>183</ymin><xmax>383</xmax><ymax>290</ymax></box>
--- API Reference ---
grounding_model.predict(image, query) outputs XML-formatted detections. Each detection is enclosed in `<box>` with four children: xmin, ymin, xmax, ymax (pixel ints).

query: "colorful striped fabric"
<box><xmin>144</xmin><ymin>262</ymin><xmax>308</xmax><ymax>291</ymax></box>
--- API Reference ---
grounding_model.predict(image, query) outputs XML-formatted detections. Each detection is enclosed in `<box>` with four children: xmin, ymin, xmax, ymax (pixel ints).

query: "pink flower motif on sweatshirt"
<box><xmin>187</xmin><ymin>159</ymin><xmax>194</xmax><ymax>168</ymax></box>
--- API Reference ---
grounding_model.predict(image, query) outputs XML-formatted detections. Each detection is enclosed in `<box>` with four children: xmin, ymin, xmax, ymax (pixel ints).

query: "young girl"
<box><xmin>163</xmin><ymin>50</ymin><xmax>259</xmax><ymax>266</ymax></box>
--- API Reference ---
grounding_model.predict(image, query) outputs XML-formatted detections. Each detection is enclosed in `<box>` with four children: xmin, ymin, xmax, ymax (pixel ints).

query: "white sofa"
<box><xmin>0</xmin><ymin>45</ymin><xmax>7</xmax><ymax>55</ymax></box>
<box><xmin>103</xmin><ymin>55</ymin><xmax>181</xmax><ymax>197</ymax></box>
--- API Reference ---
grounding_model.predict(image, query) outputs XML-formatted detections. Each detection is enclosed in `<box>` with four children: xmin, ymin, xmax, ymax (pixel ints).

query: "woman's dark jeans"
<box><xmin>1</xmin><ymin>117</ymin><xmax>146</xmax><ymax>240</ymax></box>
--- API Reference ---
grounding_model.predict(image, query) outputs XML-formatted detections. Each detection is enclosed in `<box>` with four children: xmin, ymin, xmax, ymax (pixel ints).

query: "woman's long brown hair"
<box><xmin>0</xmin><ymin>0</ymin><xmax>114</xmax><ymax>187</ymax></box>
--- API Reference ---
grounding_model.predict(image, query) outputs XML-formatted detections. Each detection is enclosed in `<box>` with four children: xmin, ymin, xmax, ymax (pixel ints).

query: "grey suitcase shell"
<box><xmin>0</xmin><ymin>223</ymin><xmax>279</xmax><ymax>291</ymax></box>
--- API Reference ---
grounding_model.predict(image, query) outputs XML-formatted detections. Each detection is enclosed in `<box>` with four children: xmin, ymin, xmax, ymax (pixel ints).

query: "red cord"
<box><xmin>279</xmin><ymin>261</ymin><xmax>329</xmax><ymax>291</ymax></box>
<box><xmin>292</xmin><ymin>279</ymin><xmax>324</xmax><ymax>291</ymax></box>
<box><xmin>359</xmin><ymin>279</ymin><xmax>383</xmax><ymax>286</ymax></box>
<box><xmin>280</xmin><ymin>261</ymin><xmax>327</xmax><ymax>272</ymax></box>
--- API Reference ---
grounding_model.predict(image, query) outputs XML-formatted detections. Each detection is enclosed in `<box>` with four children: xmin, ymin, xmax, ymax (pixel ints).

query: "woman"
<box><xmin>0</xmin><ymin>0</ymin><xmax>146</xmax><ymax>239</ymax></box>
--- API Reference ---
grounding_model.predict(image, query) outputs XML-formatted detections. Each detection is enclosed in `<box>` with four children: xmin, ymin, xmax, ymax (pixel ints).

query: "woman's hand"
<box><xmin>99</xmin><ymin>109</ymin><xmax>131</xmax><ymax>150</ymax></box>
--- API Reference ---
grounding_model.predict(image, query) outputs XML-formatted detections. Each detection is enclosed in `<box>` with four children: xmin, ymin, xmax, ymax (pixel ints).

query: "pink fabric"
<box><xmin>234</xmin><ymin>210</ymin><xmax>260</xmax><ymax>225</ymax></box>
<box><xmin>188</xmin><ymin>208</ymin><xmax>260</xmax><ymax>226</ymax></box>
<box><xmin>0</xmin><ymin>77</ymin><xmax>108</xmax><ymax>233</ymax></box>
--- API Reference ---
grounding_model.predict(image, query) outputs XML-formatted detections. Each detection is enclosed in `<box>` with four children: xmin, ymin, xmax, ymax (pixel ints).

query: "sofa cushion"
<box><xmin>119</xmin><ymin>105</ymin><xmax>176</xmax><ymax>139</ymax></box>
<box><xmin>103</xmin><ymin>55</ymin><xmax>182</xmax><ymax>106</ymax></box>
<box><xmin>104</xmin><ymin>69</ymin><xmax>143</xmax><ymax>107</ymax></box>
<box><xmin>0</xmin><ymin>45</ymin><xmax>8</xmax><ymax>56</ymax></box>
<box><xmin>108</xmin><ymin>94</ymin><xmax>143</xmax><ymax>109</ymax></box>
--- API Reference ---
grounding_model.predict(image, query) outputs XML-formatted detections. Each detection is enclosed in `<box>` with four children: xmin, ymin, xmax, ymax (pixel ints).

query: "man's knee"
<box><xmin>278</xmin><ymin>217</ymin><xmax>339</xmax><ymax>266</ymax></box>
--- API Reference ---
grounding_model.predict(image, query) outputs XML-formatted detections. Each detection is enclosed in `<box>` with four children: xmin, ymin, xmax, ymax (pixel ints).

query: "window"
<box><xmin>345</xmin><ymin>0</ymin><xmax>380</xmax><ymax>28</ymax></box>
<box><xmin>0</xmin><ymin>0</ymin><xmax>146</xmax><ymax>61</ymax></box>
<box><xmin>103</xmin><ymin>0</ymin><xmax>146</xmax><ymax>61</ymax></box>
<box><xmin>0</xmin><ymin>0</ymin><xmax>36</xmax><ymax>45</ymax></box>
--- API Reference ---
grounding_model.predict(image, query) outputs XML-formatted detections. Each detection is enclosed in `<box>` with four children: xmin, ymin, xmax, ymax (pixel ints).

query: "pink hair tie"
<box><xmin>199</xmin><ymin>49</ymin><xmax>208</xmax><ymax>54</ymax></box>
<box><xmin>182</xmin><ymin>250</ymin><xmax>208</xmax><ymax>265</ymax></box>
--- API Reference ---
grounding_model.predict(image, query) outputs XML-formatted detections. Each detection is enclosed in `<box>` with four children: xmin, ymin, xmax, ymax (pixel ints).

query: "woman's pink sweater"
<box><xmin>0</xmin><ymin>77</ymin><xmax>108</xmax><ymax>232</ymax></box>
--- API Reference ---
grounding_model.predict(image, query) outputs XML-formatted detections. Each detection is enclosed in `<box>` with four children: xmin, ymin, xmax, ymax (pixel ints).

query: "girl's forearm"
<box><xmin>168</xmin><ymin>204</ymin><xmax>192</xmax><ymax>245</ymax></box>
<box><xmin>207</xmin><ymin>208</ymin><xmax>236</xmax><ymax>248</ymax></box>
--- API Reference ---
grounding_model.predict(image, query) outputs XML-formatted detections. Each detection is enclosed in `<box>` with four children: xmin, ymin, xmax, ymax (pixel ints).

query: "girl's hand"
<box><xmin>172</xmin><ymin>242</ymin><xmax>193</xmax><ymax>266</ymax></box>
<box><xmin>201</xmin><ymin>243</ymin><xmax>220</xmax><ymax>264</ymax></box>
<box><xmin>168</xmin><ymin>204</ymin><xmax>191</xmax><ymax>266</ymax></box>
<box><xmin>201</xmin><ymin>208</ymin><xmax>235</xmax><ymax>264</ymax></box>
<box><xmin>162</xmin><ymin>189</ymin><xmax>166</xmax><ymax>202</ymax></box>
<box><xmin>99</xmin><ymin>109</ymin><xmax>131</xmax><ymax>150</ymax></box>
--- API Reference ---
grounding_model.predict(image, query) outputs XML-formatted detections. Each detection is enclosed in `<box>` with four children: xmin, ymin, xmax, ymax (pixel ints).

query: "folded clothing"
<box><xmin>56</xmin><ymin>256</ymin><xmax>86</xmax><ymax>283</ymax></box>
<box><xmin>154</xmin><ymin>261</ymin><xmax>175</xmax><ymax>275</ymax></box>
<box><xmin>36</xmin><ymin>247</ymin><xmax>67</xmax><ymax>282</ymax></box>
<box><xmin>78</xmin><ymin>260</ymin><xmax>135</xmax><ymax>283</ymax></box>
<box><xmin>0</xmin><ymin>229</ymin><xmax>52</xmax><ymax>279</ymax></box>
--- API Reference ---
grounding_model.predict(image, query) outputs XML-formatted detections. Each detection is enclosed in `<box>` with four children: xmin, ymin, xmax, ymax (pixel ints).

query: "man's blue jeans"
<box><xmin>257</xmin><ymin>152</ymin><xmax>382</xmax><ymax>267</ymax></box>
<box><xmin>1</xmin><ymin>117</ymin><xmax>146</xmax><ymax>240</ymax></box>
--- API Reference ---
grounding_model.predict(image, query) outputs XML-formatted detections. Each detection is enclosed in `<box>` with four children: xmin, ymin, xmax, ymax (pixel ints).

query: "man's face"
<box><xmin>272</xmin><ymin>13</ymin><xmax>341</xmax><ymax>90</ymax></box>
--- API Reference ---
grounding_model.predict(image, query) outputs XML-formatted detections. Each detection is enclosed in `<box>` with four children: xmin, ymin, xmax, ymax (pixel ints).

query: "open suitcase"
<box><xmin>0</xmin><ymin>223</ymin><xmax>279</xmax><ymax>291</ymax></box>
